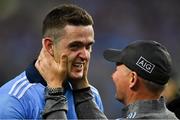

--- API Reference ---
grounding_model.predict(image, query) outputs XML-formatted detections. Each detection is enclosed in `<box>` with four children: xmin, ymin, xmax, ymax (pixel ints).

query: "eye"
<box><xmin>68</xmin><ymin>41</ymin><xmax>94</xmax><ymax>52</ymax></box>
<box><xmin>86</xmin><ymin>43</ymin><xmax>93</xmax><ymax>52</ymax></box>
<box><xmin>69</xmin><ymin>42</ymin><xmax>83</xmax><ymax>51</ymax></box>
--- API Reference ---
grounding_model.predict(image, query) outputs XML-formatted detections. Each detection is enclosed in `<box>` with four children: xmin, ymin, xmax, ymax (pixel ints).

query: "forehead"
<box><xmin>61</xmin><ymin>25</ymin><xmax>94</xmax><ymax>44</ymax></box>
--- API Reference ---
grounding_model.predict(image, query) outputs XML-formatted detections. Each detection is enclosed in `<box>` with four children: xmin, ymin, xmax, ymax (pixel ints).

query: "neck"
<box><xmin>125</xmin><ymin>90</ymin><xmax>160</xmax><ymax>106</ymax></box>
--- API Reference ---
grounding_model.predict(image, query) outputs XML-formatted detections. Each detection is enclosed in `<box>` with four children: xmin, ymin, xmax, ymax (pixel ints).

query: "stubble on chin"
<box><xmin>66</xmin><ymin>72</ymin><xmax>83</xmax><ymax>81</ymax></box>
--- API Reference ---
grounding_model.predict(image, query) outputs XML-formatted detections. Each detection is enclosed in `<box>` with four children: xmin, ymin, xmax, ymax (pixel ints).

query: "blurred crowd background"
<box><xmin>0</xmin><ymin>0</ymin><xmax>180</xmax><ymax>118</ymax></box>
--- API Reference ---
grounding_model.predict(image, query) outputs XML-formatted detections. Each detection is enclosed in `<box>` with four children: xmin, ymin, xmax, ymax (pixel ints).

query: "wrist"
<box><xmin>47</xmin><ymin>81</ymin><xmax>63</xmax><ymax>88</ymax></box>
<box><xmin>46</xmin><ymin>86</ymin><xmax>64</xmax><ymax>96</ymax></box>
<box><xmin>73</xmin><ymin>87</ymin><xmax>90</xmax><ymax>92</ymax></box>
<box><xmin>73</xmin><ymin>82</ymin><xmax>90</xmax><ymax>90</ymax></box>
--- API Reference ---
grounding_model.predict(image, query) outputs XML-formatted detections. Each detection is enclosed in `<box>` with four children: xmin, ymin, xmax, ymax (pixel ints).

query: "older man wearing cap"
<box><xmin>39</xmin><ymin>40</ymin><xmax>178</xmax><ymax>119</ymax></box>
<box><xmin>103</xmin><ymin>40</ymin><xmax>177</xmax><ymax>119</ymax></box>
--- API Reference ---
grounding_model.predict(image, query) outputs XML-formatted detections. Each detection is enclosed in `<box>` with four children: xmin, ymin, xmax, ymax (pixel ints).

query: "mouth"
<box><xmin>72</xmin><ymin>62</ymin><xmax>84</xmax><ymax>70</ymax></box>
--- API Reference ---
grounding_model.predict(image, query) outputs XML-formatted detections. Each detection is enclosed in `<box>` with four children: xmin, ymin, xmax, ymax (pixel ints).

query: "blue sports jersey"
<box><xmin>0</xmin><ymin>63</ymin><xmax>104</xmax><ymax>119</ymax></box>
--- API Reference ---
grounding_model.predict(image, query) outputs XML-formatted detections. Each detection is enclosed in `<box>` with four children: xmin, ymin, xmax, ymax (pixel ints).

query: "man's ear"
<box><xmin>129</xmin><ymin>71</ymin><xmax>138</xmax><ymax>89</ymax></box>
<box><xmin>42</xmin><ymin>37</ymin><xmax>54</xmax><ymax>56</ymax></box>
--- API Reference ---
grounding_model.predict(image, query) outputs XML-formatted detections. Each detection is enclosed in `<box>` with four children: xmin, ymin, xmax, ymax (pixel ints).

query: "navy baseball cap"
<box><xmin>103</xmin><ymin>40</ymin><xmax>172</xmax><ymax>85</ymax></box>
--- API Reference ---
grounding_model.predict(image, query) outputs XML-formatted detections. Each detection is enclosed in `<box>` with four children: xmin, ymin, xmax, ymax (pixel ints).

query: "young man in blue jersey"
<box><xmin>0</xmin><ymin>4</ymin><xmax>103</xmax><ymax>119</ymax></box>
<box><xmin>37</xmin><ymin>44</ymin><xmax>106</xmax><ymax>119</ymax></box>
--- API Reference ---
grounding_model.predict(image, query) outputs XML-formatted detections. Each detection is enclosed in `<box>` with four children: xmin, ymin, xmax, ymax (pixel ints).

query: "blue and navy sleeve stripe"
<box><xmin>8</xmin><ymin>76</ymin><xmax>35</xmax><ymax>99</ymax></box>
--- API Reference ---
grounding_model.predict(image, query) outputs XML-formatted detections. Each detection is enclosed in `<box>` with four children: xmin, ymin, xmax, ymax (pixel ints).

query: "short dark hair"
<box><xmin>142</xmin><ymin>77</ymin><xmax>165</xmax><ymax>94</ymax></box>
<box><xmin>42</xmin><ymin>4</ymin><xmax>93</xmax><ymax>40</ymax></box>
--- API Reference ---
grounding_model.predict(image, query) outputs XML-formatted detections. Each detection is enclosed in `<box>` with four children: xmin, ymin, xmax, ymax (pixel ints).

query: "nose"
<box><xmin>111</xmin><ymin>73</ymin><xmax>114</xmax><ymax>80</ymax></box>
<box><xmin>78</xmin><ymin>47</ymin><xmax>90</xmax><ymax>60</ymax></box>
<box><xmin>111</xmin><ymin>71</ymin><xmax>115</xmax><ymax>80</ymax></box>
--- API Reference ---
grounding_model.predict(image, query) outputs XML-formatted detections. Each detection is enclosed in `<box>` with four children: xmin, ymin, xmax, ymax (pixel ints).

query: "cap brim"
<box><xmin>103</xmin><ymin>49</ymin><xmax>123</xmax><ymax>63</ymax></box>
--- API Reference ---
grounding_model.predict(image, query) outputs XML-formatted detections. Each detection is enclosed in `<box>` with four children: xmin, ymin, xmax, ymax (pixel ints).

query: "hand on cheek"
<box><xmin>36</xmin><ymin>47</ymin><xmax>68</xmax><ymax>88</ymax></box>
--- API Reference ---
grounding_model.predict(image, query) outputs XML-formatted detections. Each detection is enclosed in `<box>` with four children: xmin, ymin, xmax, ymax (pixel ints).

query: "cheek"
<box><xmin>67</xmin><ymin>53</ymin><xmax>76</xmax><ymax>64</ymax></box>
<box><xmin>67</xmin><ymin>54</ymin><xmax>77</xmax><ymax>71</ymax></box>
<box><xmin>67</xmin><ymin>56</ymin><xmax>73</xmax><ymax>70</ymax></box>
<box><xmin>112</xmin><ymin>72</ymin><xmax>126</xmax><ymax>88</ymax></box>
<box><xmin>112</xmin><ymin>72</ymin><xmax>119</xmax><ymax>83</ymax></box>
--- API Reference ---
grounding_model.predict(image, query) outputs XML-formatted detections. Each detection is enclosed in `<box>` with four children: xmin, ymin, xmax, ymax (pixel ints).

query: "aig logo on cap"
<box><xmin>136</xmin><ymin>56</ymin><xmax>155</xmax><ymax>73</ymax></box>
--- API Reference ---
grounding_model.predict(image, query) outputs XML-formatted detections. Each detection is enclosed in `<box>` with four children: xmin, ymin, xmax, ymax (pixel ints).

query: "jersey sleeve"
<box><xmin>0</xmin><ymin>95</ymin><xmax>26</xmax><ymax>119</ymax></box>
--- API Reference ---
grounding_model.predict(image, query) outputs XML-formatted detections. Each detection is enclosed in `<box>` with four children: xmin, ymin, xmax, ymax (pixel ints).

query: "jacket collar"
<box><xmin>121</xmin><ymin>96</ymin><xmax>166</xmax><ymax>118</ymax></box>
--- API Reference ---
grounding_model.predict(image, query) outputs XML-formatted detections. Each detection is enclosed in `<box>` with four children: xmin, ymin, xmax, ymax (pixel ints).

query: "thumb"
<box><xmin>59</xmin><ymin>54</ymin><xmax>68</xmax><ymax>73</ymax></box>
<box><xmin>83</xmin><ymin>62</ymin><xmax>89</xmax><ymax>80</ymax></box>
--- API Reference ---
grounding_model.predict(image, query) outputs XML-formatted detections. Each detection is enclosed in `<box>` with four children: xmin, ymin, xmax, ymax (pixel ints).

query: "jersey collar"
<box><xmin>25</xmin><ymin>60</ymin><xmax>72</xmax><ymax>90</ymax></box>
<box><xmin>25</xmin><ymin>60</ymin><xmax>47</xmax><ymax>86</ymax></box>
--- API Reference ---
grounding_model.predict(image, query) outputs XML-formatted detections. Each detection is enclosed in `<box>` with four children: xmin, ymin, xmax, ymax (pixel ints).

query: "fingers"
<box><xmin>38</xmin><ymin>47</ymin><xmax>49</xmax><ymax>63</ymax></box>
<box><xmin>36</xmin><ymin>43</ymin><xmax>69</xmax><ymax>88</ymax></box>
<box><xmin>37</xmin><ymin>48</ymin><xmax>51</xmax><ymax>71</ymax></box>
<box><xmin>36</xmin><ymin>50</ymin><xmax>68</xmax><ymax>88</ymax></box>
<box><xmin>41</xmin><ymin>47</ymin><xmax>54</xmax><ymax>63</ymax></box>
<box><xmin>35</xmin><ymin>48</ymin><xmax>51</xmax><ymax>77</ymax></box>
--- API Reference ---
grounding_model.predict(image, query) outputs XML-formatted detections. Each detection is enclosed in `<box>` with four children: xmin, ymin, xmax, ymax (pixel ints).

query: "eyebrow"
<box><xmin>87</xmin><ymin>41</ymin><xmax>95</xmax><ymax>46</ymax></box>
<box><xmin>68</xmin><ymin>40</ymin><xmax>95</xmax><ymax>47</ymax></box>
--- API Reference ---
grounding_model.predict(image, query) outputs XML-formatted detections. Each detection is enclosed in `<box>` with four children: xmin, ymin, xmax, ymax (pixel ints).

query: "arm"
<box><xmin>70</xmin><ymin>59</ymin><xmax>107</xmax><ymax>119</ymax></box>
<box><xmin>0</xmin><ymin>96</ymin><xmax>25</xmax><ymax>119</ymax></box>
<box><xmin>42</xmin><ymin>86</ymin><xmax>107</xmax><ymax>119</ymax></box>
<box><xmin>73</xmin><ymin>87</ymin><xmax>107</xmax><ymax>119</ymax></box>
<box><xmin>35</xmin><ymin>47</ymin><xmax>68</xmax><ymax>119</ymax></box>
<box><xmin>42</xmin><ymin>88</ymin><xmax>68</xmax><ymax>119</ymax></box>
